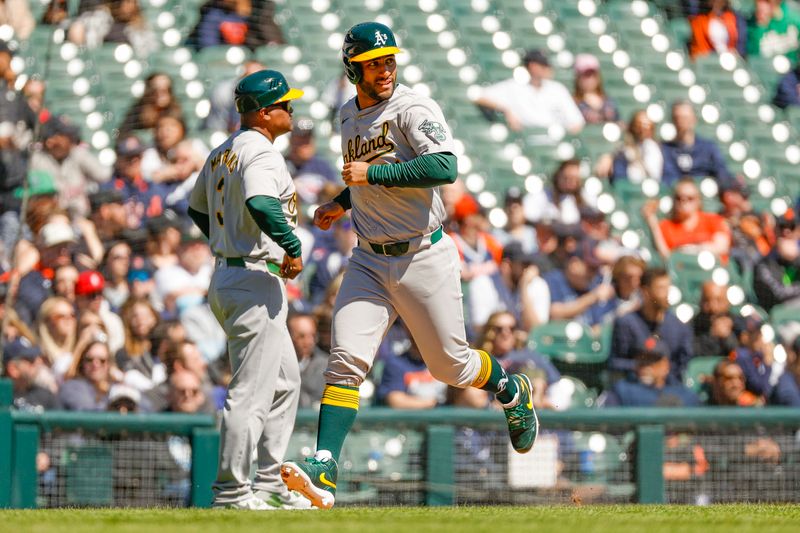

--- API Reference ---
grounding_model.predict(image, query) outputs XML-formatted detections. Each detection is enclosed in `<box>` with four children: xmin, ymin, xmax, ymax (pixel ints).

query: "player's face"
<box><xmin>262</xmin><ymin>100</ymin><xmax>294</xmax><ymax>136</ymax></box>
<box><xmin>358</xmin><ymin>55</ymin><xmax>397</xmax><ymax>102</ymax></box>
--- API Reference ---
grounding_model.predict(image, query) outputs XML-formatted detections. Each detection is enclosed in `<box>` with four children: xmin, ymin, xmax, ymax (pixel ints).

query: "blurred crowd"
<box><xmin>3</xmin><ymin>0</ymin><xmax>800</xmax><ymax>424</ymax></box>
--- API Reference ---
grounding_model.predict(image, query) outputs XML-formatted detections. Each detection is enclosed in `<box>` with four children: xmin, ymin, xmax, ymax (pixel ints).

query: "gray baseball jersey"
<box><xmin>189</xmin><ymin>128</ymin><xmax>300</xmax><ymax>505</ymax></box>
<box><xmin>339</xmin><ymin>83</ymin><xmax>454</xmax><ymax>243</ymax></box>
<box><xmin>189</xmin><ymin>129</ymin><xmax>298</xmax><ymax>262</ymax></box>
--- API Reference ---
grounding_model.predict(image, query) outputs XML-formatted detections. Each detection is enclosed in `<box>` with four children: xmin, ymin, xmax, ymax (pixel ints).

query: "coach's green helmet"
<box><xmin>234</xmin><ymin>69</ymin><xmax>304</xmax><ymax>114</ymax></box>
<box><xmin>342</xmin><ymin>22</ymin><xmax>402</xmax><ymax>84</ymax></box>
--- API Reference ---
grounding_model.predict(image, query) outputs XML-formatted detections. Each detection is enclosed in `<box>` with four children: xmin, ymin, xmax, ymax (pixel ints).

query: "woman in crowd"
<box><xmin>59</xmin><ymin>340</ymin><xmax>116</xmax><ymax>411</ymax></box>
<box><xmin>116</xmin><ymin>297</ymin><xmax>165</xmax><ymax>391</ymax></box>
<box><xmin>119</xmin><ymin>73</ymin><xmax>183</xmax><ymax>133</ymax></box>
<box><xmin>102</xmin><ymin>241</ymin><xmax>132</xmax><ymax>311</ymax></box>
<box><xmin>37</xmin><ymin>296</ymin><xmax>77</xmax><ymax>380</ymax></box>
<box><xmin>573</xmin><ymin>54</ymin><xmax>619</xmax><ymax>125</ymax></box>
<box><xmin>605</xmin><ymin>110</ymin><xmax>664</xmax><ymax>183</ymax></box>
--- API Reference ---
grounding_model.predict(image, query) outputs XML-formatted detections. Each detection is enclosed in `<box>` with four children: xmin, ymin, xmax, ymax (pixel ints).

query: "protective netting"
<box><xmin>37</xmin><ymin>429</ymin><xmax>192</xmax><ymax>508</ymax></box>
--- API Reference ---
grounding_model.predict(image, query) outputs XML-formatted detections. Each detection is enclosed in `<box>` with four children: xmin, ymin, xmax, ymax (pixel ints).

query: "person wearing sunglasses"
<box><xmin>187</xmin><ymin>69</ymin><xmax>307</xmax><ymax>511</ymax></box>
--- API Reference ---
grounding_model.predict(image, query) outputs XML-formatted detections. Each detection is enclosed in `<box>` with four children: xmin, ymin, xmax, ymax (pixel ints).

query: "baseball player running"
<box><xmin>281</xmin><ymin>22</ymin><xmax>538</xmax><ymax>510</ymax></box>
<box><xmin>187</xmin><ymin>69</ymin><xmax>310</xmax><ymax>510</ymax></box>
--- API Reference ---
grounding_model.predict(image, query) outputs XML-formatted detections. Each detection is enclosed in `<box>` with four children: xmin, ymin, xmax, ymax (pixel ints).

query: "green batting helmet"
<box><xmin>342</xmin><ymin>22</ymin><xmax>402</xmax><ymax>84</ymax></box>
<box><xmin>234</xmin><ymin>69</ymin><xmax>304</xmax><ymax>114</ymax></box>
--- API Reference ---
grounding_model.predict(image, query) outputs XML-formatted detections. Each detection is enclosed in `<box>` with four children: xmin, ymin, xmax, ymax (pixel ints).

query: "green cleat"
<box><xmin>503</xmin><ymin>374</ymin><xmax>539</xmax><ymax>454</ymax></box>
<box><xmin>281</xmin><ymin>457</ymin><xmax>338</xmax><ymax>510</ymax></box>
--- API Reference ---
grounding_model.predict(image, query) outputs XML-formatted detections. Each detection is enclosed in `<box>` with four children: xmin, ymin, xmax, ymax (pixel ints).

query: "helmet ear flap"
<box><xmin>343</xmin><ymin>56</ymin><xmax>362</xmax><ymax>84</ymax></box>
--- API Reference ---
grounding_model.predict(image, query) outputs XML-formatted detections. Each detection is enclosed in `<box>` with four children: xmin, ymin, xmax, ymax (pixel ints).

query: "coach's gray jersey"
<box><xmin>340</xmin><ymin>83</ymin><xmax>456</xmax><ymax>243</ymax></box>
<box><xmin>189</xmin><ymin>129</ymin><xmax>298</xmax><ymax>261</ymax></box>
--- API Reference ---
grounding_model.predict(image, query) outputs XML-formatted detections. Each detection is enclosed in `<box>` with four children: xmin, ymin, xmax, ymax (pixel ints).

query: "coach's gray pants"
<box><xmin>208</xmin><ymin>263</ymin><xmax>300</xmax><ymax>504</ymax></box>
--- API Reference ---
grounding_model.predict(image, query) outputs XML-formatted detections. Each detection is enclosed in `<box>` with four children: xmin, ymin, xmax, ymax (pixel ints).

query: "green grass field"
<box><xmin>2</xmin><ymin>505</ymin><xmax>799</xmax><ymax>533</ymax></box>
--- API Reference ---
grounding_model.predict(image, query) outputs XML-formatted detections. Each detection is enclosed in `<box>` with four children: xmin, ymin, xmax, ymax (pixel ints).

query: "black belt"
<box><xmin>365</xmin><ymin>226</ymin><xmax>443</xmax><ymax>256</ymax></box>
<box><xmin>225</xmin><ymin>257</ymin><xmax>282</xmax><ymax>276</ymax></box>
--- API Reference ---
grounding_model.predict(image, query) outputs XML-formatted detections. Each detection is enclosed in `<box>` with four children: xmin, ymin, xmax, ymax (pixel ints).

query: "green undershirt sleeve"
<box><xmin>333</xmin><ymin>187</ymin><xmax>352</xmax><ymax>210</ymax></box>
<box><xmin>187</xmin><ymin>206</ymin><xmax>210</xmax><ymax>240</ymax></box>
<box><xmin>245</xmin><ymin>195</ymin><xmax>303</xmax><ymax>258</ymax></box>
<box><xmin>366</xmin><ymin>152</ymin><xmax>457</xmax><ymax>188</ymax></box>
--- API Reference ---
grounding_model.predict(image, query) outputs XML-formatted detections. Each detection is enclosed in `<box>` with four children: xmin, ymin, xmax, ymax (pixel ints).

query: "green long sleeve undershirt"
<box><xmin>367</xmin><ymin>152</ymin><xmax>457</xmax><ymax>188</ymax></box>
<box><xmin>333</xmin><ymin>152</ymin><xmax>457</xmax><ymax>211</ymax></box>
<box><xmin>245</xmin><ymin>195</ymin><xmax>303</xmax><ymax>258</ymax></box>
<box><xmin>187</xmin><ymin>206</ymin><xmax>210</xmax><ymax>239</ymax></box>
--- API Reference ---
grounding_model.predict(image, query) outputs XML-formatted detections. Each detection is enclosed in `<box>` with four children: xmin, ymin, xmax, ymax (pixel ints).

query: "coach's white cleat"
<box><xmin>255</xmin><ymin>489</ymin><xmax>315</xmax><ymax>510</ymax></box>
<box><xmin>212</xmin><ymin>495</ymin><xmax>275</xmax><ymax>510</ymax></box>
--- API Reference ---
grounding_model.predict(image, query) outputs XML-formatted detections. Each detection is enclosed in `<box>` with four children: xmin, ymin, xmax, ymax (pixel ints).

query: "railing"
<box><xmin>3</xmin><ymin>379</ymin><xmax>800</xmax><ymax>508</ymax></box>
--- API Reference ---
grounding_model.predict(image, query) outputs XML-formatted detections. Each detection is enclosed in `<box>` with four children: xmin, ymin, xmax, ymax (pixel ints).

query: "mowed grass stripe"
<box><xmin>1</xmin><ymin>504</ymin><xmax>799</xmax><ymax>533</ymax></box>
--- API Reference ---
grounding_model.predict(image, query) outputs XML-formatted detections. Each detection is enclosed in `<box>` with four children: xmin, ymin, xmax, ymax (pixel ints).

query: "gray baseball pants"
<box><xmin>325</xmin><ymin>232</ymin><xmax>482</xmax><ymax>388</ymax></box>
<box><xmin>208</xmin><ymin>260</ymin><xmax>300</xmax><ymax>504</ymax></box>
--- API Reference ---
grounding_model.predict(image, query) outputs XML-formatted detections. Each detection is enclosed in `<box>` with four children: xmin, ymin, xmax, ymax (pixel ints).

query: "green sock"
<box><xmin>473</xmin><ymin>350</ymin><xmax>518</xmax><ymax>404</ymax></box>
<box><xmin>316</xmin><ymin>385</ymin><xmax>359</xmax><ymax>462</ymax></box>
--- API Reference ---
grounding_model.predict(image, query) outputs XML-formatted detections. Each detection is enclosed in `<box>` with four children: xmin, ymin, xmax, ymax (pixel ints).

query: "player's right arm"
<box><xmin>187</xmin><ymin>164</ymin><xmax>210</xmax><ymax>239</ymax></box>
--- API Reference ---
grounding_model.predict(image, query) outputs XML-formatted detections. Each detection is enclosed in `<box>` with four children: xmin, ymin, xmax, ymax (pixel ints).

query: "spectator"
<box><xmin>747</xmin><ymin>0</ymin><xmax>800</xmax><ymax>58</ymax></box>
<box><xmin>144</xmin><ymin>213</ymin><xmax>182</xmax><ymax>271</ymax></box>
<box><xmin>29</xmin><ymin>115</ymin><xmax>112</xmax><ymax>217</ymax></box>
<box><xmin>609</xmin><ymin>267</ymin><xmax>694</xmax><ymax>382</ymax></box>
<box><xmin>119</xmin><ymin>73</ymin><xmax>183</xmax><ymax>134</ymax></box>
<box><xmin>89</xmin><ymin>189</ymin><xmax>130</xmax><ymax>245</ymax></box>
<box><xmin>719</xmin><ymin>178</ymin><xmax>773</xmax><ymax>272</ymax></box>
<box><xmin>572</xmin><ymin>54</ymin><xmax>619</xmax><ymax>125</ymax></box>
<box><xmin>74</xmin><ymin>270</ymin><xmax>126</xmax><ymax>354</ymax></box>
<box><xmin>154</xmin><ymin>230</ymin><xmax>212</xmax><ymax>317</ymax></box>
<box><xmin>523</xmin><ymin>159</ymin><xmax>596</xmax><ymax>225</ymax></box>
<box><xmin>493</xmin><ymin>187</ymin><xmax>538</xmax><ymax>255</ymax></box>
<box><xmin>287</xmin><ymin>118</ymin><xmax>340</xmax><ymax>204</ymax></box>
<box><xmin>68</xmin><ymin>0</ymin><xmax>157</xmax><ymax>57</ymax></box>
<box><xmin>102</xmin><ymin>241</ymin><xmax>132</xmax><ymax>310</ymax></box>
<box><xmin>0</xmin><ymin>1</ymin><xmax>34</xmax><ymax>41</ymax></box>
<box><xmin>580</xmin><ymin>206</ymin><xmax>631</xmax><ymax>265</ymax></box>
<box><xmin>53</xmin><ymin>265</ymin><xmax>79</xmax><ymax>303</ymax></box>
<box><xmin>59</xmin><ymin>340</ymin><xmax>116</xmax><ymax>411</ymax></box>
<box><xmin>644</xmin><ymin>178</ymin><xmax>731</xmax><ymax>261</ymax></box>
<box><xmin>753</xmin><ymin>210</ymin><xmax>800</xmax><ymax>311</ymax></box>
<box><xmin>377</xmin><ymin>327</ymin><xmax>447</xmax><ymax>409</ymax></box>
<box><xmin>610</xmin><ymin>255</ymin><xmax>646</xmax><ymax>318</ymax></box>
<box><xmin>773</xmin><ymin>60</ymin><xmax>800</xmax><ymax>108</ymax></box>
<box><xmin>708</xmin><ymin>359</ymin><xmax>763</xmax><ymax>405</ymax></box>
<box><xmin>691</xmin><ymin>281</ymin><xmax>738</xmax><ymax>356</ymax></box>
<box><xmin>141</xmin><ymin>115</ymin><xmax>207</xmax><ymax>186</ymax></box>
<box><xmin>688</xmin><ymin>0</ymin><xmax>747</xmax><ymax>58</ymax></box>
<box><xmin>731</xmin><ymin>314</ymin><xmax>800</xmax><ymax>406</ymax></box>
<box><xmin>601</xmin><ymin>336</ymin><xmax>700</xmax><ymax>407</ymax></box>
<box><xmin>22</xmin><ymin>78</ymin><xmax>49</xmax><ymax>124</ymax></box>
<box><xmin>307</xmin><ymin>217</ymin><xmax>355</xmax><ymax>307</ymax></box>
<box><xmin>203</xmin><ymin>60</ymin><xmax>265</xmax><ymax>133</ymax></box>
<box><xmin>116</xmin><ymin>297</ymin><xmax>166</xmax><ymax>391</ymax></box>
<box><xmin>472</xmin><ymin>49</ymin><xmax>584</xmax><ymax>134</ymax></box>
<box><xmin>103</xmin><ymin>135</ymin><xmax>169</xmax><ymax>228</ymax></box>
<box><xmin>477</xmin><ymin>311</ymin><xmax>568</xmax><ymax>410</ymax></box>
<box><xmin>107</xmin><ymin>383</ymin><xmax>142</xmax><ymax>414</ymax></box>
<box><xmin>544</xmin><ymin>242</ymin><xmax>616</xmax><ymax>329</ymax></box>
<box><xmin>36</xmin><ymin>296</ymin><xmax>77</xmax><ymax>380</ymax></box>
<box><xmin>661</xmin><ymin>101</ymin><xmax>733</xmax><ymax>186</ymax></box>
<box><xmin>287</xmin><ymin>312</ymin><xmax>327</xmax><ymax>408</ymax></box>
<box><xmin>41</xmin><ymin>0</ymin><xmax>70</xmax><ymax>26</ymax></box>
<box><xmin>165</xmin><ymin>369</ymin><xmax>215</xmax><ymax>414</ymax></box>
<box><xmin>149</xmin><ymin>340</ymin><xmax>221</xmax><ymax>412</ymax></box>
<box><xmin>319</xmin><ymin>72</ymin><xmax>356</xmax><ymax>133</ymax></box>
<box><xmin>191</xmin><ymin>0</ymin><xmax>284</xmax><ymax>50</ymax></box>
<box><xmin>3</xmin><ymin>338</ymin><xmax>61</xmax><ymax>411</ymax></box>
<box><xmin>604</xmin><ymin>110</ymin><xmax>663</xmax><ymax>183</ymax></box>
